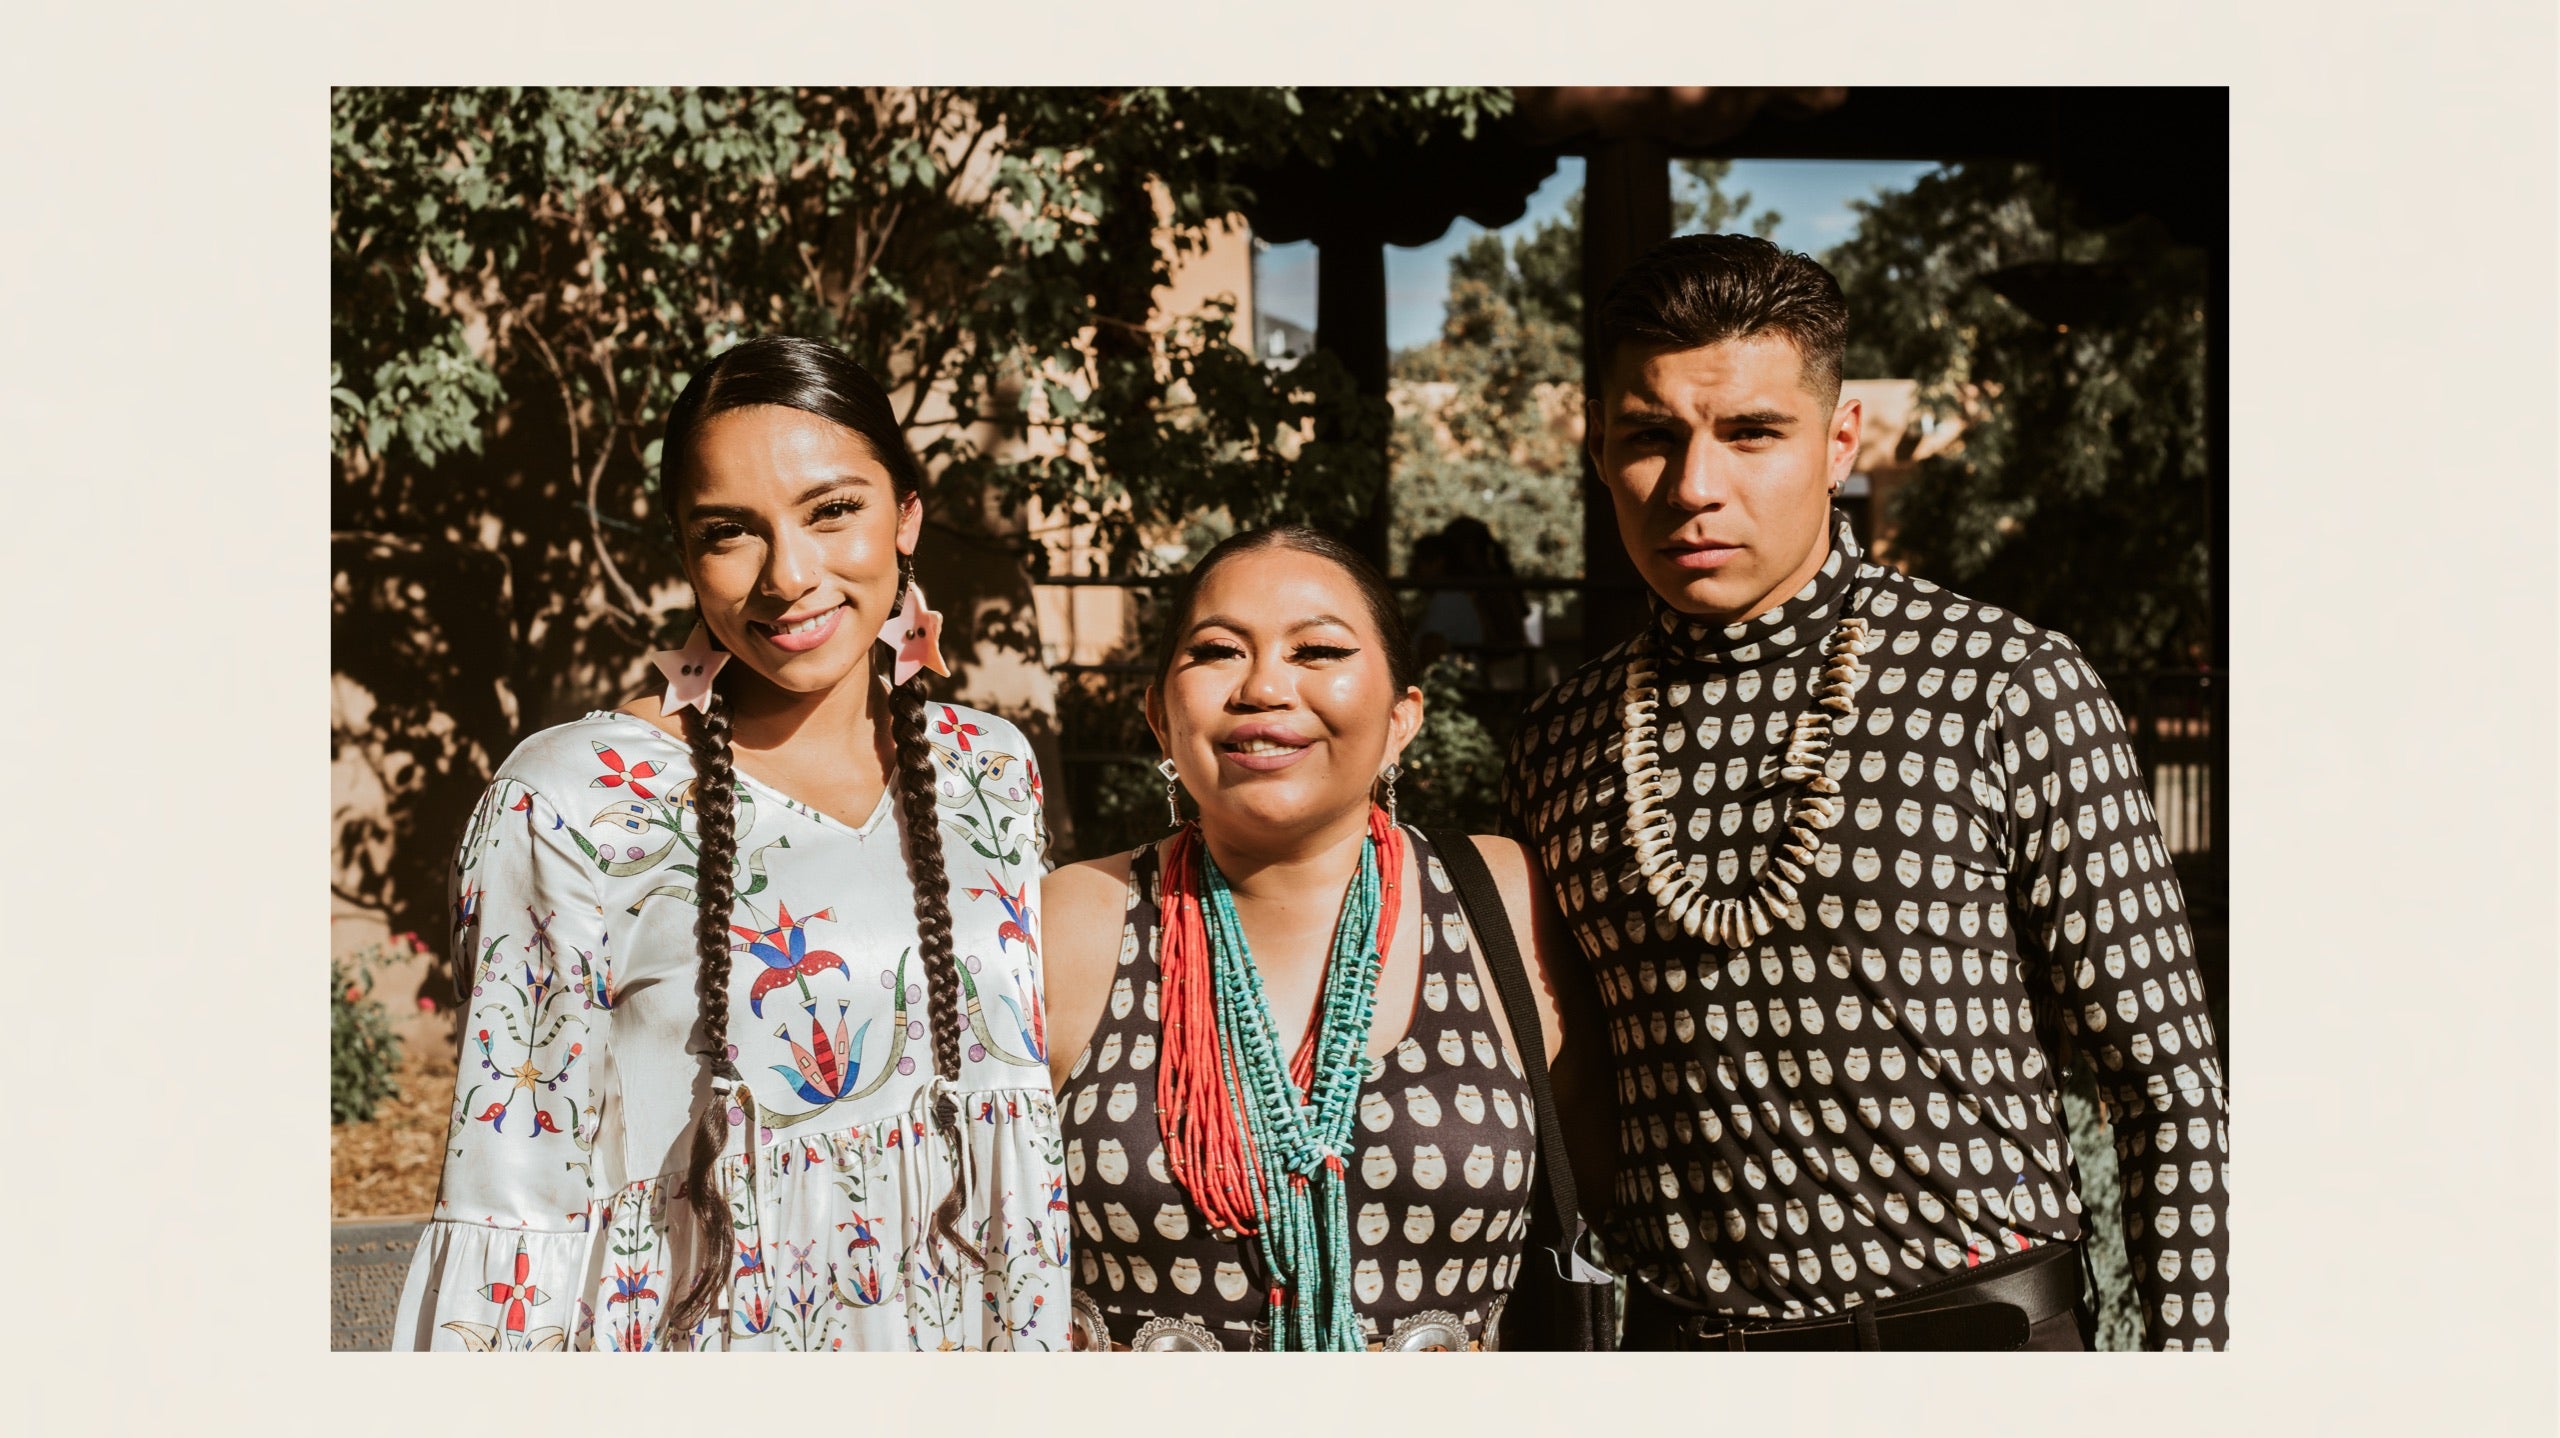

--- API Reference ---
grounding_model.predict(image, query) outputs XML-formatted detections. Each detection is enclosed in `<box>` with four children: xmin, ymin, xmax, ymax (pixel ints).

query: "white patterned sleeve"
<box><xmin>1994</xmin><ymin>637</ymin><xmax>2229</xmax><ymax>1351</ymax></box>
<box><xmin>392</xmin><ymin>779</ymin><xmax>611</xmax><ymax>1352</ymax></box>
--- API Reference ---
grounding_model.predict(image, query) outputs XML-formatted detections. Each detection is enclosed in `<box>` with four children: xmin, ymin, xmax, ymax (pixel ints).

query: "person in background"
<box><xmin>1504</xmin><ymin>235</ymin><xmax>2228</xmax><ymax>1351</ymax></box>
<box><xmin>395</xmin><ymin>336</ymin><xmax>1067</xmax><ymax>1351</ymax></box>
<box><xmin>1410</xmin><ymin>517</ymin><xmax>1537</xmax><ymax>691</ymax></box>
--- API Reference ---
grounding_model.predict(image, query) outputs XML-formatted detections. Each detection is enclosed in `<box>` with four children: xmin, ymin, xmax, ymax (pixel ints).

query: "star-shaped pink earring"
<box><xmin>650</xmin><ymin>622</ymin><xmax>729</xmax><ymax>715</ymax></box>
<box><xmin>877</xmin><ymin>579</ymin><xmax>949</xmax><ymax>685</ymax></box>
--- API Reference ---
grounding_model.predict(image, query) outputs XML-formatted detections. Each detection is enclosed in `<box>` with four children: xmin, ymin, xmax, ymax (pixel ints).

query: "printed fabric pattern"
<box><xmin>393</xmin><ymin>704</ymin><xmax>1070</xmax><ymax>1351</ymax></box>
<box><xmin>1061</xmin><ymin>831</ymin><xmax>1539</xmax><ymax>1349</ymax></box>
<box><xmin>1504</xmin><ymin>513</ymin><xmax>2230</xmax><ymax>1351</ymax></box>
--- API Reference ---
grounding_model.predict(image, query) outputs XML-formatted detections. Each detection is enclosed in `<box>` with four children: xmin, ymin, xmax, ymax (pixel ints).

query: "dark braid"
<box><xmin>652</xmin><ymin>336</ymin><xmax>985</xmax><ymax>1333</ymax></box>
<box><xmin>885</xmin><ymin>557</ymin><xmax>982</xmax><ymax>1267</ymax></box>
<box><xmin>665</xmin><ymin>679</ymin><xmax>742</xmax><ymax>1340</ymax></box>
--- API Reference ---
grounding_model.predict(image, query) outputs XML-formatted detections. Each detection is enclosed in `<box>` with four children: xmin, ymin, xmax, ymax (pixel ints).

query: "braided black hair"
<box><xmin>654</xmin><ymin>336</ymin><xmax>978</xmax><ymax>1343</ymax></box>
<box><xmin>663</xmin><ymin>680</ymin><xmax>741</xmax><ymax>1338</ymax></box>
<box><xmin>887</xmin><ymin>552</ymin><xmax>984</xmax><ymax>1268</ymax></box>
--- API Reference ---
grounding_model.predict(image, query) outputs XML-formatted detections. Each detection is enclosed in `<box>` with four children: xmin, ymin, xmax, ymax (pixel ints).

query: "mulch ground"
<box><xmin>332</xmin><ymin>1042</ymin><xmax>456</xmax><ymax>1219</ymax></box>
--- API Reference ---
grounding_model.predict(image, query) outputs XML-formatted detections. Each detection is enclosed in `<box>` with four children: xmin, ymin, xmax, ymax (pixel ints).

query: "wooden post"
<box><xmin>1579</xmin><ymin>137</ymin><xmax>1673</xmax><ymax>654</ymax></box>
<box><xmin>1316</xmin><ymin>228</ymin><xmax>1392</xmax><ymax>570</ymax></box>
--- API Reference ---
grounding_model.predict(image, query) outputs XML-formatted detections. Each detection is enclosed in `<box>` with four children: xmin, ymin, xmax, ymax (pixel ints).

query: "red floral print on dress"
<box><xmin>934</xmin><ymin>705</ymin><xmax>985</xmax><ymax>753</ymax></box>
<box><xmin>436</xmin><ymin>1240</ymin><xmax>568</xmax><ymax>1351</ymax></box>
<box><xmin>588</xmin><ymin>741</ymin><xmax>662</xmax><ymax>799</ymax></box>
<box><xmin>606</xmin><ymin>1261</ymin><xmax>660</xmax><ymax>1310</ymax></box>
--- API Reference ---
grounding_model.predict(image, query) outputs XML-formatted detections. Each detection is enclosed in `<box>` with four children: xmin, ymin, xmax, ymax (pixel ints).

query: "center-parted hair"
<box><xmin>1594</xmin><ymin>233</ymin><xmax>1851</xmax><ymax>405</ymax></box>
<box><xmin>1149</xmin><ymin>526</ymin><xmax>1420</xmax><ymax>819</ymax></box>
<box><xmin>1150</xmin><ymin>526</ymin><xmax>1420</xmax><ymax>694</ymax></box>
<box><xmin>654</xmin><ymin>335</ymin><xmax>980</xmax><ymax>1341</ymax></box>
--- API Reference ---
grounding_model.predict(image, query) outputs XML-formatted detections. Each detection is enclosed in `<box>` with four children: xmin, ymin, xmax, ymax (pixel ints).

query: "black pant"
<box><xmin>2022</xmin><ymin>1308</ymin><xmax>2090</xmax><ymax>1352</ymax></box>
<box><xmin>1623</xmin><ymin>1241</ymin><xmax>2093</xmax><ymax>1352</ymax></box>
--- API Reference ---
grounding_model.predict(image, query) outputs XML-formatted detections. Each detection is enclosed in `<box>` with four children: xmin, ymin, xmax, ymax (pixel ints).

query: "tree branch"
<box><xmin>841</xmin><ymin>198</ymin><xmax>907</xmax><ymax>322</ymax></box>
<box><xmin>898</xmin><ymin>328</ymin><xmax>957</xmax><ymax>433</ymax></box>
<box><xmin>942</xmin><ymin>108</ymin><xmax>996</xmax><ymax>205</ymax></box>
<box><xmin>583</xmin><ymin>414</ymin><xmax>648</xmax><ymax>628</ymax></box>
<box><xmin>522</xmin><ymin>325</ymin><xmax>649</xmax><ymax>630</ymax></box>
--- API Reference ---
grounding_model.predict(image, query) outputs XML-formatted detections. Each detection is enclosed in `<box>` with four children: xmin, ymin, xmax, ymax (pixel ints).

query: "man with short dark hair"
<box><xmin>1506</xmin><ymin>234</ymin><xmax>2228</xmax><ymax>1351</ymax></box>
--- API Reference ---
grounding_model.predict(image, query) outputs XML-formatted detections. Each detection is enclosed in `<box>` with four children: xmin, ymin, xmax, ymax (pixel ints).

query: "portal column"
<box><xmin>1578</xmin><ymin>137</ymin><xmax>1673</xmax><ymax>653</ymax></box>
<box><xmin>1316</xmin><ymin>228</ymin><xmax>1391</xmax><ymax>570</ymax></box>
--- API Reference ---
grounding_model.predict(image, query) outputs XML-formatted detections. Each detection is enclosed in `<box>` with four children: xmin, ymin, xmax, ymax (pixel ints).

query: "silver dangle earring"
<box><xmin>1158</xmin><ymin>758</ymin><xmax>1182</xmax><ymax>829</ymax></box>
<box><xmin>1381</xmin><ymin>762</ymin><xmax>1401</xmax><ymax>826</ymax></box>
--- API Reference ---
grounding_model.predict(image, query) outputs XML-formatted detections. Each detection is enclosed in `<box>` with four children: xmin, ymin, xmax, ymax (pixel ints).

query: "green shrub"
<box><xmin>332</xmin><ymin>953</ymin><xmax>404</xmax><ymax>1125</ymax></box>
<box><xmin>2061</xmin><ymin>1061</ymin><xmax>2142</xmax><ymax>1350</ymax></box>
<box><xmin>1398</xmin><ymin>655</ymin><xmax>1507</xmax><ymax>835</ymax></box>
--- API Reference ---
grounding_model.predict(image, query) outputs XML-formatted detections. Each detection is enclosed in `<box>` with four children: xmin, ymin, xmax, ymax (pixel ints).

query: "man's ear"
<box><xmin>1827</xmin><ymin>394</ymin><xmax>1863</xmax><ymax>489</ymax></box>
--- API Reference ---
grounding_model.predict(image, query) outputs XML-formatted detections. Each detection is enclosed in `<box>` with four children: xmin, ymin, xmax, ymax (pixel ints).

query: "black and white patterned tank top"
<box><xmin>1058</xmin><ymin>829</ymin><xmax>1540</xmax><ymax>1350</ymax></box>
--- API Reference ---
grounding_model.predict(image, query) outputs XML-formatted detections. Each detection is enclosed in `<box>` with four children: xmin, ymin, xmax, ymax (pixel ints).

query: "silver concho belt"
<box><xmin>1071</xmin><ymin>1291</ymin><xmax>1486</xmax><ymax>1352</ymax></box>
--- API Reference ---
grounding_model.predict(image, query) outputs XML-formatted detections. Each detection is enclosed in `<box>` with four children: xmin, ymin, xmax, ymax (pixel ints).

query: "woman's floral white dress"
<box><xmin>393</xmin><ymin>703</ymin><xmax>1069</xmax><ymax>1351</ymax></box>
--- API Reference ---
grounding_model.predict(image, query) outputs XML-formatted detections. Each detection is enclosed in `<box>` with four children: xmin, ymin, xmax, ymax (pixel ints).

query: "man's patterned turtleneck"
<box><xmin>1504</xmin><ymin>510</ymin><xmax>2229</xmax><ymax>1351</ymax></box>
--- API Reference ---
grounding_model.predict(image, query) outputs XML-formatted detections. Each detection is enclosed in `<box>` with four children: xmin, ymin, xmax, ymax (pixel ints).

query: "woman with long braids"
<box><xmin>394</xmin><ymin>336</ymin><xmax>1068</xmax><ymax>1351</ymax></box>
<box><xmin>1041</xmin><ymin>527</ymin><xmax>1595</xmax><ymax>1351</ymax></box>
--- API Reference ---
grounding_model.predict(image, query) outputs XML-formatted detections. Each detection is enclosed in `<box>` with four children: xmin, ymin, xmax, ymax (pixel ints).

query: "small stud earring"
<box><xmin>1381</xmin><ymin>761</ymin><xmax>1401</xmax><ymax>826</ymax></box>
<box><xmin>1158</xmin><ymin>758</ymin><xmax>1182</xmax><ymax>829</ymax></box>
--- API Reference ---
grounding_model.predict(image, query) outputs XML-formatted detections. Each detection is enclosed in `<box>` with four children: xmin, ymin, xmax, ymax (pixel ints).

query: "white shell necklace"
<box><xmin>1618</xmin><ymin>597</ymin><xmax>1871</xmax><ymax>948</ymax></box>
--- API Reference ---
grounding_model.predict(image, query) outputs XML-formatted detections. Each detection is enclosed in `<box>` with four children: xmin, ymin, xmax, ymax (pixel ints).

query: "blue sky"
<box><xmin>1252</xmin><ymin>157</ymin><xmax>1943</xmax><ymax>354</ymax></box>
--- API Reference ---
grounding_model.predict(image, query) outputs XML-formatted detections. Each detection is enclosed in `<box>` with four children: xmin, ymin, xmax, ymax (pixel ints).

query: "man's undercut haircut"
<box><xmin>1596</xmin><ymin>234</ymin><xmax>1851</xmax><ymax>407</ymax></box>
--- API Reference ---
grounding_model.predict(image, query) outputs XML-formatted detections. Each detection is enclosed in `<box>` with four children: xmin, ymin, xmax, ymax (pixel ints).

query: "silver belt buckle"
<box><xmin>1069</xmin><ymin>1291</ymin><xmax>1112</xmax><ymax>1352</ymax></box>
<box><xmin>1380</xmin><ymin>1309</ymin><xmax>1469</xmax><ymax>1352</ymax></box>
<box><xmin>1128</xmin><ymin>1316</ymin><xmax>1224</xmax><ymax>1352</ymax></box>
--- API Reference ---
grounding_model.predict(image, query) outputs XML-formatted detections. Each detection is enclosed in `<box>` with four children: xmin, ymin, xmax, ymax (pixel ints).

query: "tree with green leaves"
<box><xmin>1389</xmin><ymin>201</ymin><xmax>1583</xmax><ymax>578</ymax></box>
<box><xmin>1825</xmin><ymin>162</ymin><xmax>2214</xmax><ymax>1351</ymax></box>
<box><xmin>1825</xmin><ymin>161</ymin><xmax>2210</xmax><ymax>675</ymax></box>
<box><xmin>1367</xmin><ymin>161</ymin><xmax>1784</xmax><ymax>836</ymax></box>
<box><xmin>1387</xmin><ymin>159</ymin><xmax>1780</xmax><ymax>578</ymax></box>
<box><xmin>330</xmin><ymin>85</ymin><xmax>1512</xmax><ymax>976</ymax></box>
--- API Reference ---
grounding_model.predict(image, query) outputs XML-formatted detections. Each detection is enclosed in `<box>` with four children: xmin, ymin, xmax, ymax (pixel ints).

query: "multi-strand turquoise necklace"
<box><xmin>1198</xmin><ymin>835</ymin><xmax>1386</xmax><ymax>1352</ymax></box>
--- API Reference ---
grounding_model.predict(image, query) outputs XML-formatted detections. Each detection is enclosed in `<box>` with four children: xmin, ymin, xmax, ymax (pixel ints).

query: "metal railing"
<box><xmin>1038</xmin><ymin>571</ymin><xmax>2221</xmax><ymax>875</ymax></box>
<box><xmin>1040</xmin><ymin>574</ymin><xmax>1623</xmax><ymax>672</ymax></box>
<box><xmin>2119</xmin><ymin>667</ymin><xmax>2220</xmax><ymax>863</ymax></box>
<box><xmin>1040</xmin><ymin>573</ymin><xmax>1622</xmax><ymax>786</ymax></box>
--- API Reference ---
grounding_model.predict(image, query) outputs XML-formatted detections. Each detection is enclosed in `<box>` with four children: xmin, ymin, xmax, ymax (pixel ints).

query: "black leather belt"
<box><xmin>1625</xmin><ymin>1240</ymin><xmax>2085</xmax><ymax>1352</ymax></box>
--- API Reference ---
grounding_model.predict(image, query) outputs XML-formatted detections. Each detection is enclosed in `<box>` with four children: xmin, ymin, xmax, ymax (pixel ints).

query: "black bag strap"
<box><xmin>1422</xmin><ymin>827</ymin><xmax>1582</xmax><ymax>1254</ymax></box>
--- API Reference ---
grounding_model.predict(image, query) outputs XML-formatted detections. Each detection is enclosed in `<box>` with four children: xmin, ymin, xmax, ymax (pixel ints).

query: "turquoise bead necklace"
<box><xmin>1199</xmin><ymin>832</ymin><xmax>1386</xmax><ymax>1352</ymax></box>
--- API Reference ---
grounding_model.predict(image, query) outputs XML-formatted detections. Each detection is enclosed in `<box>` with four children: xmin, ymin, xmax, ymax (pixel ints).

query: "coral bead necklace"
<box><xmin>1154</xmin><ymin>807</ymin><xmax>1405</xmax><ymax>1351</ymax></box>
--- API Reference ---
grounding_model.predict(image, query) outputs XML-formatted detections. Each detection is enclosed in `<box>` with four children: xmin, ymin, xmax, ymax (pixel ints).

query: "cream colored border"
<box><xmin>4</xmin><ymin>3</ymin><xmax>2551</xmax><ymax>1434</ymax></box>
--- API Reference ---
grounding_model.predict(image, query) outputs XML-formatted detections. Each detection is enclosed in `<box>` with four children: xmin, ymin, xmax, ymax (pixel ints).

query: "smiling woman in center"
<box><xmin>1039</xmin><ymin>525</ymin><xmax>1598</xmax><ymax>1352</ymax></box>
